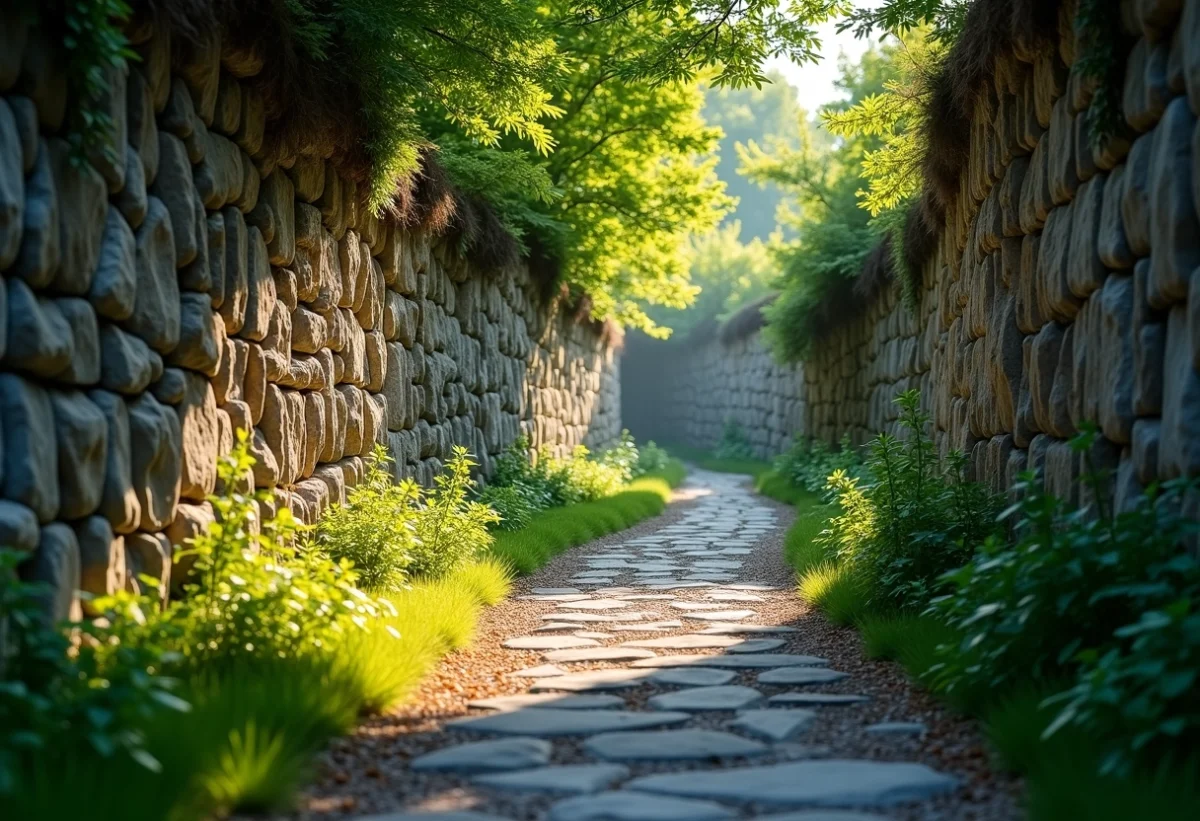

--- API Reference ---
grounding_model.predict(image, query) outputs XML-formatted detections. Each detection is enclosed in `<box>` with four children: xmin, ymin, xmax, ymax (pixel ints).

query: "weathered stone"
<box><xmin>0</xmin><ymin>99</ymin><xmax>22</xmax><ymax>269</ymax></box>
<box><xmin>547</xmin><ymin>792</ymin><xmax>735</xmax><ymax>821</ymax></box>
<box><xmin>74</xmin><ymin>515</ymin><xmax>124</xmax><ymax>612</ymax></box>
<box><xmin>472</xmin><ymin>763</ymin><xmax>630</xmax><ymax>796</ymax></box>
<box><xmin>0</xmin><ymin>499</ymin><xmax>39</xmax><ymax>553</ymax></box>
<box><xmin>411</xmin><ymin>738</ymin><xmax>552</xmax><ymax>774</ymax></box>
<box><xmin>3</xmin><ymin>278</ymin><xmax>72</xmax><ymax>378</ymax></box>
<box><xmin>11</xmin><ymin>141</ymin><xmax>58</xmax><ymax>287</ymax></box>
<box><xmin>100</xmin><ymin>323</ymin><xmax>161</xmax><ymax>395</ymax></box>
<box><xmin>124</xmin><ymin>532</ymin><xmax>171</xmax><ymax>603</ymax></box>
<box><xmin>115</xmin><ymin>144</ymin><xmax>148</xmax><ymax>229</ymax></box>
<box><xmin>586</xmin><ymin>729</ymin><xmax>768</xmax><ymax>761</ymax></box>
<box><xmin>260</xmin><ymin>170</ymin><xmax>295</xmax><ymax>266</ymax></box>
<box><xmin>731</xmin><ymin>709</ymin><xmax>817</xmax><ymax>743</ymax></box>
<box><xmin>88</xmin><ymin>390</ymin><xmax>140</xmax><ymax>533</ymax></box>
<box><xmin>1147</xmin><ymin>97</ymin><xmax>1199</xmax><ymax>308</ymax></box>
<box><xmin>128</xmin><ymin>393</ymin><xmax>182</xmax><ymax>532</ymax></box>
<box><xmin>176</xmin><ymin>372</ymin><xmax>220</xmax><ymax>501</ymax></box>
<box><xmin>647</xmin><ymin>685</ymin><xmax>764</xmax><ymax>712</ymax></box>
<box><xmin>89</xmin><ymin>208</ymin><xmax>138</xmax><ymax>321</ymax></box>
<box><xmin>1159</xmin><ymin>306</ymin><xmax>1200</xmax><ymax>478</ymax></box>
<box><xmin>50</xmin><ymin>391</ymin><xmax>108</xmax><ymax>520</ymax></box>
<box><xmin>170</xmin><ymin>292</ymin><xmax>226</xmax><ymax>376</ymax></box>
<box><xmin>127</xmin><ymin>68</ymin><xmax>159</xmax><ymax>185</ymax></box>
<box><xmin>627</xmin><ymin>760</ymin><xmax>958</xmax><ymax>808</ymax></box>
<box><xmin>125</xmin><ymin>197</ymin><xmax>180</xmax><ymax>353</ymax></box>
<box><xmin>20</xmin><ymin>524</ymin><xmax>81</xmax><ymax>622</ymax></box>
<box><xmin>18</xmin><ymin>30</ymin><xmax>67</xmax><ymax>130</ymax></box>
<box><xmin>451</xmin><ymin>708</ymin><xmax>691</xmax><ymax>738</ymax></box>
<box><xmin>0</xmin><ymin>375</ymin><xmax>58</xmax><ymax>522</ymax></box>
<box><xmin>239</xmin><ymin>227</ymin><xmax>276</xmax><ymax>341</ymax></box>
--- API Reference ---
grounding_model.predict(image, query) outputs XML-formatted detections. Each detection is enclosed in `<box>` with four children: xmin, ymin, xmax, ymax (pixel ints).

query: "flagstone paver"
<box><xmin>410</xmin><ymin>738</ymin><xmax>552</xmax><ymax>773</ymax></box>
<box><xmin>449</xmin><ymin>708</ymin><xmax>691</xmax><ymax>737</ymax></box>
<box><xmin>471</xmin><ymin>763</ymin><xmax>630</xmax><ymax>795</ymax></box>
<box><xmin>584</xmin><ymin>729</ymin><xmax>770</xmax><ymax>761</ymax></box>
<box><xmin>647</xmin><ymin>685</ymin><xmax>764</xmax><ymax>712</ymax></box>
<box><xmin>730</xmin><ymin>709</ymin><xmax>817</xmax><ymax>742</ymax></box>
<box><xmin>467</xmin><ymin>693</ymin><xmax>626</xmax><ymax>711</ymax></box>
<box><xmin>626</xmin><ymin>759</ymin><xmax>958</xmax><ymax>807</ymax></box>
<box><xmin>547</xmin><ymin>792</ymin><xmax>736</xmax><ymax>821</ymax></box>
<box><xmin>757</xmin><ymin>667</ymin><xmax>850</xmax><ymax>685</ymax></box>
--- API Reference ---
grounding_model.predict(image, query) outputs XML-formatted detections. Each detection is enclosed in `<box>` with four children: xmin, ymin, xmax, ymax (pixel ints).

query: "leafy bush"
<box><xmin>477</xmin><ymin>484</ymin><xmax>536</xmax><ymax>531</ymax></box>
<box><xmin>775</xmin><ymin>433</ymin><xmax>864</xmax><ymax>499</ymax></box>
<box><xmin>714</xmin><ymin>418</ymin><xmax>756</xmax><ymax>460</ymax></box>
<box><xmin>486</xmin><ymin>435</ymin><xmax>638</xmax><ymax>515</ymax></box>
<box><xmin>820</xmin><ymin>390</ymin><xmax>998</xmax><ymax>611</ymax></box>
<box><xmin>0</xmin><ymin>551</ymin><xmax>186</xmax><ymax>797</ymax></box>
<box><xmin>634</xmin><ymin>439</ymin><xmax>672</xmax><ymax>477</ymax></box>
<box><xmin>410</xmin><ymin>447</ymin><xmax>500</xmax><ymax>578</ymax></box>
<box><xmin>928</xmin><ymin>459</ymin><xmax>1197</xmax><ymax>721</ymax></box>
<box><xmin>316</xmin><ymin>445</ymin><xmax>419</xmax><ymax>592</ymax></box>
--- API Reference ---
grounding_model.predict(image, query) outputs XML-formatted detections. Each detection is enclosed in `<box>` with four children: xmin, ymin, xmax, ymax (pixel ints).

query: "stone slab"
<box><xmin>585</xmin><ymin>729</ymin><xmax>769</xmax><ymax>761</ymax></box>
<box><xmin>556</xmin><ymin>599</ymin><xmax>631</xmax><ymax>611</ymax></box>
<box><xmin>648</xmin><ymin>668</ymin><xmax>737</xmax><ymax>687</ymax></box>
<box><xmin>468</xmin><ymin>693</ymin><xmax>625</xmax><ymax>711</ymax></box>
<box><xmin>683</xmin><ymin>610</ymin><xmax>756</xmax><ymax>621</ymax></box>
<box><xmin>767</xmin><ymin>694</ymin><xmax>870</xmax><ymax>706</ymax></box>
<box><xmin>865</xmin><ymin>722</ymin><xmax>927</xmax><ymax>736</ymax></box>
<box><xmin>626</xmin><ymin>759</ymin><xmax>958</xmax><ymax>807</ymax></box>
<box><xmin>510</xmin><ymin>664</ymin><xmax>566</xmax><ymax>678</ymax></box>
<box><xmin>757</xmin><ymin>668</ymin><xmax>849</xmax><ymax>685</ymax></box>
<box><xmin>699</xmin><ymin>623</ymin><xmax>798</xmax><ymax>635</ymax></box>
<box><xmin>547</xmin><ymin>792</ymin><xmax>735</xmax><ymax>821</ymax></box>
<box><xmin>648</xmin><ymin>685</ymin><xmax>764</xmax><ymax>712</ymax></box>
<box><xmin>543</xmin><ymin>647</ymin><xmax>659</xmax><ymax>664</ymax></box>
<box><xmin>544</xmin><ymin>612</ymin><xmax>653</xmax><ymax>623</ymax></box>
<box><xmin>354</xmin><ymin>812</ymin><xmax>507</xmax><ymax>821</ymax></box>
<box><xmin>410</xmin><ymin>737</ymin><xmax>551</xmax><ymax>773</ymax></box>
<box><xmin>725</xmin><ymin>639</ymin><xmax>786</xmax><ymax>653</ymax></box>
<box><xmin>730</xmin><ymin>709</ymin><xmax>817</xmax><ymax>742</ymax></box>
<box><xmin>630</xmin><ymin>654</ymin><xmax>828</xmax><ymax>669</ymax></box>
<box><xmin>472</xmin><ymin>763</ymin><xmax>630</xmax><ymax>795</ymax></box>
<box><xmin>449</xmin><ymin>708</ymin><xmax>690</xmax><ymax>737</ymax></box>
<box><xmin>621</xmin><ymin>635</ymin><xmax>742</xmax><ymax>650</ymax></box>
<box><xmin>533</xmin><ymin>588</ymin><xmax>581</xmax><ymax>595</ymax></box>
<box><xmin>529</xmin><ymin>669</ymin><xmax>650</xmax><ymax>691</ymax></box>
<box><xmin>504</xmin><ymin>636</ymin><xmax>599</xmax><ymax>650</ymax></box>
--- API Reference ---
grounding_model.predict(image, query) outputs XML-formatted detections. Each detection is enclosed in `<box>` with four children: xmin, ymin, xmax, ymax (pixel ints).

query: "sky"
<box><xmin>764</xmin><ymin>2</ymin><xmax>884</xmax><ymax>113</ymax></box>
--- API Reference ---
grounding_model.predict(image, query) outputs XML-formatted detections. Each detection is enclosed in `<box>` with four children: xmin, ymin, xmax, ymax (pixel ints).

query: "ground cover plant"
<box><xmin>665</xmin><ymin>442</ymin><xmax>773</xmax><ymax>478</ymax></box>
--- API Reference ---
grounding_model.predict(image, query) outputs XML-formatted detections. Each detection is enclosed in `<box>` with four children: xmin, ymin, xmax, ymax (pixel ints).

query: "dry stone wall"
<box><xmin>627</xmin><ymin>0</ymin><xmax>1200</xmax><ymax>512</ymax></box>
<box><xmin>0</xmin><ymin>20</ymin><xmax>620</xmax><ymax>619</ymax></box>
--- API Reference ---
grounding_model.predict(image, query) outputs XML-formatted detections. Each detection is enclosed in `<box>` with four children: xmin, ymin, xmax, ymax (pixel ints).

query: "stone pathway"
<box><xmin>293</xmin><ymin>470</ymin><xmax>1019</xmax><ymax>821</ymax></box>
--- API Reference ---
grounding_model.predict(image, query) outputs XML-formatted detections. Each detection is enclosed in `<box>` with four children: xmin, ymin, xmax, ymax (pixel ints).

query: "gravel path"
<box><xmin>285</xmin><ymin>469</ymin><xmax>1021</xmax><ymax>821</ymax></box>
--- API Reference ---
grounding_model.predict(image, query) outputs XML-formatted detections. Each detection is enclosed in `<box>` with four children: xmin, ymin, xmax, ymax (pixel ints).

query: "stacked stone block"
<box><xmin>0</xmin><ymin>21</ymin><xmax>621</xmax><ymax>619</ymax></box>
<box><xmin>629</xmin><ymin>0</ymin><xmax>1200</xmax><ymax>509</ymax></box>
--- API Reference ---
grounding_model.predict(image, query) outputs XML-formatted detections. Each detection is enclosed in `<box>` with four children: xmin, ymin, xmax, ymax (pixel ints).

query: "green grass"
<box><xmin>664</xmin><ymin>444</ymin><xmax>772</xmax><ymax>477</ymax></box>
<box><xmin>857</xmin><ymin>612</ymin><xmax>959</xmax><ymax>681</ymax></box>
<box><xmin>755</xmin><ymin>468</ymin><xmax>816</xmax><ymax>505</ymax></box>
<box><xmin>796</xmin><ymin>561</ymin><xmax>869</xmax><ymax>625</ymax></box>
<box><xmin>490</xmin><ymin>462</ymin><xmax>685</xmax><ymax>574</ymax></box>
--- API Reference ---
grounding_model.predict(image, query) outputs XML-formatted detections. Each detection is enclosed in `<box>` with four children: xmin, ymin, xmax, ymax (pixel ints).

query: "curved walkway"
<box><xmin>293</xmin><ymin>470</ymin><xmax>1019</xmax><ymax>821</ymax></box>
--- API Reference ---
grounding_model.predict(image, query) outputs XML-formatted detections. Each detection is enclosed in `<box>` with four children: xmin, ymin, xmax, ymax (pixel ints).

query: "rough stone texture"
<box><xmin>0</xmin><ymin>40</ymin><xmax>621</xmax><ymax>607</ymax></box>
<box><xmin>626</xmin><ymin>14</ymin><xmax>1200</xmax><ymax>501</ymax></box>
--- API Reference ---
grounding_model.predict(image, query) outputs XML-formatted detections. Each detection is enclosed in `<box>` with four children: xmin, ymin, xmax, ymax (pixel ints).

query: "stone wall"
<box><xmin>626</xmin><ymin>0</ymin><xmax>1200</xmax><ymax>511</ymax></box>
<box><xmin>0</xmin><ymin>19</ymin><xmax>621</xmax><ymax>619</ymax></box>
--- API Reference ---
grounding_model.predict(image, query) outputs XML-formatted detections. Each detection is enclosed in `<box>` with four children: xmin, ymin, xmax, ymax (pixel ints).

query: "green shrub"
<box><xmin>820</xmin><ymin>390</ymin><xmax>998</xmax><ymax>611</ymax></box>
<box><xmin>774</xmin><ymin>433</ymin><xmax>864</xmax><ymax>499</ymax></box>
<box><xmin>857</xmin><ymin>612</ymin><xmax>958</xmax><ymax>681</ymax></box>
<box><xmin>410</xmin><ymin>446</ymin><xmax>500</xmax><ymax>578</ymax></box>
<box><xmin>714</xmin><ymin>418</ymin><xmax>756</xmax><ymax>460</ymax></box>
<box><xmin>599</xmin><ymin>429</ymin><xmax>641</xmax><ymax>482</ymax></box>
<box><xmin>0</xmin><ymin>551</ymin><xmax>186</xmax><ymax>798</ymax></box>
<box><xmin>315</xmin><ymin>445</ymin><xmax>420</xmax><ymax>592</ymax></box>
<box><xmin>478</xmin><ymin>484</ymin><xmax>536</xmax><ymax>531</ymax></box>
<box><xmin>928</xmin><ymin>460</ymin><xmax>1198</xmax><ymax>722</ymax></box>
<box><xmin>552</xmin><ymin>445</ymin><xmax>628</xmax><ymax>501</ymax></box>
<box><xmin>634</xmin><ymin>439</ymin><xmax>672</xmax><ymax>477</ymax></box>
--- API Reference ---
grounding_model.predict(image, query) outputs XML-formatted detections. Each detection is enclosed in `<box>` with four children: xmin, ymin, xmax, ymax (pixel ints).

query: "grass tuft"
<box><xmin>755</xmin><ymin>469</ymin><xmax>816</xmax><ymax>505</ymax></box>
<box><xmin>857</xmin><ymin>612</ymin><xmax>958</xmax><ymax>681</ymax></box>
<box><xmin>797</xmin><ymin>561</ymin><xmax>870</xmax><ymax>625</ymax></box>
